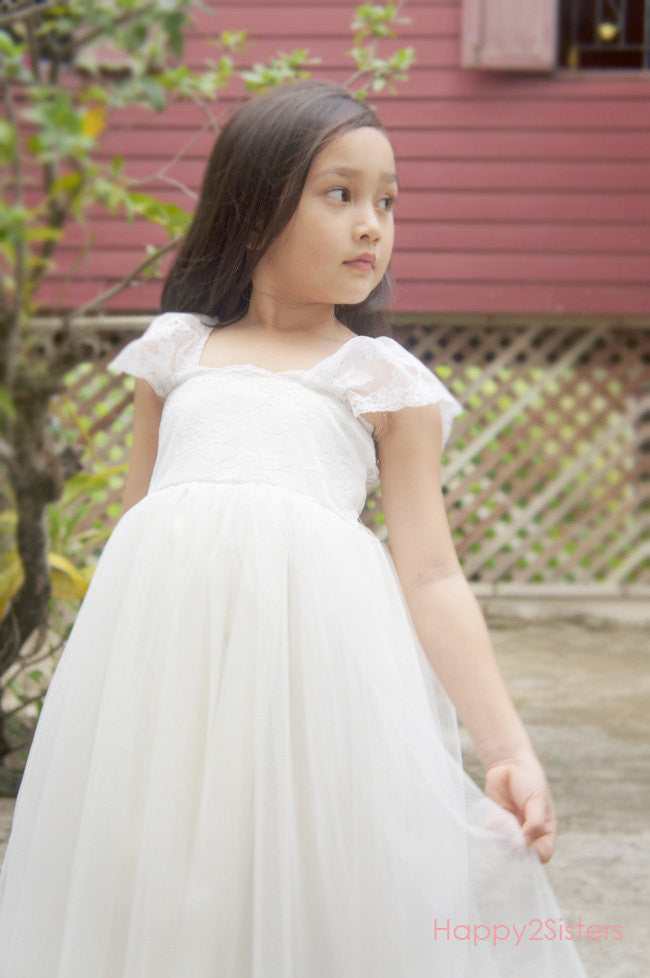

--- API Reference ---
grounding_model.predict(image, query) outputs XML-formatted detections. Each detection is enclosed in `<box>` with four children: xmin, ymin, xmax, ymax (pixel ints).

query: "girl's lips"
<box><xmin>344</xmin><ymin>258</ymin><xmax>375</xmax><ymax>272</ymax></box>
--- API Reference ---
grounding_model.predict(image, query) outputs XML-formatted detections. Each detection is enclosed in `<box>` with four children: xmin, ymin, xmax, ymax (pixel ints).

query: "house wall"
<box><xmin>40</xmin><ymin>0</ymin><xmax>650</xmax><ymax>318</ymax></box>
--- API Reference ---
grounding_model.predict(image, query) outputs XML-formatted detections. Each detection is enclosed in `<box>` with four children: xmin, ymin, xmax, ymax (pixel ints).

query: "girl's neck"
<box><xmin>239</xmin><ymin>291</ymin><xmax>344</xmax><ymax>343</ymax></box>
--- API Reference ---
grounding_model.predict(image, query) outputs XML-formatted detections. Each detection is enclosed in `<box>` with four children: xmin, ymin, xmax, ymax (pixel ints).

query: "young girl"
<box><xmin>0</xmin><ymin>80</ymin><xmax>586</xmax><ymax>977</ymax></box>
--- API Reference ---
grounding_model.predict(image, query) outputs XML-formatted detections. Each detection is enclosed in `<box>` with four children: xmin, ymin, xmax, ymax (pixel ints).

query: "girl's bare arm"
<box><xmin>120</xmin><ymin>378</ymin><xmax>164</xmax><ymax>516</ymax></box>
<box><xmin>374</xmin><ymin>403</ymin><xmax>557</xmax><ymax>863</ymax></box>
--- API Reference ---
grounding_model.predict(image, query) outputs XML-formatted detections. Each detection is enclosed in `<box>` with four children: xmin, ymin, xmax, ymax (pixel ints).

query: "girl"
<box><xmin>0</xmin><ymin>80</ymin><xmax>586</xmax><ymax>977</ymax></box>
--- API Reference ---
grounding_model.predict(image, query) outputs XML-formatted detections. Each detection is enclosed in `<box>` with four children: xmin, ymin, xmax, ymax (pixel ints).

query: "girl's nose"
<box><xmin>353</xmin><ymin>205</ymin><xmax>381</xmax><ymax>242</ymax></box>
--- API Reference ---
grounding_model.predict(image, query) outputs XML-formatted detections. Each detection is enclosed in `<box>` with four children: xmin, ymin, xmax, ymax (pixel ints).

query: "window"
<box><xmin>462</xmin><ymin>0</ymin><xmax>650</xmax><ymax>71</ymax></box>
<box><xmin>559</xmin><ymin>1</ymin><xmax>650</xmax><ymax>69</ymax></box>
<box><xmin>461</xmin><ymin>0</ymin><xmax>559</xmax><ymax>70</ymax></box>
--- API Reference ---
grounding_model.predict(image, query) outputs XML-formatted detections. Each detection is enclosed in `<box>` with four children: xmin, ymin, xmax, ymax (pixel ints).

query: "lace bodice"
<box><xmin>108</xmin><ymin>313</ymin><xmax>462</xmax><ymax>522</ymax></box>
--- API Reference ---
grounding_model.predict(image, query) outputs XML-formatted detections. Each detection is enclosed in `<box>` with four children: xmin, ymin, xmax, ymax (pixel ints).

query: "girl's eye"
<box><xmin>378</xmin><ymin>195</ymin><xmax>395</xmax><ymax>213</ymax></box>
<box><xmin>326</xmin><ymin>187</ymin><xmax>350</xmax><ymax>203</ymax></box>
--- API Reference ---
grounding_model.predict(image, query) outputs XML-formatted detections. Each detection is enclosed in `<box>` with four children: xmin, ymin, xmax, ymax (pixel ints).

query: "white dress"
<box><xmin>0</xmin><ymin>313</ymin><xmax>587</xmax><ymax>977</ymax></box>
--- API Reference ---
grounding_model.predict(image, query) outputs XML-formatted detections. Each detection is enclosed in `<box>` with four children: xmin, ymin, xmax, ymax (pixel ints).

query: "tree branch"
<box><xmin>154</xmin><ymin>173</ymin><xmax>199</xmax><ymax>199</ymax></box>
<box><xmin>127</xmin><ymin>119</ymin><xmax>212</xmax><ymax>194</ymax></box>
<box><xmin>1</xmin><ymin>85</ymin><xmax>25</xmax><ymax>391</ymax></box>
<box><xmin>28</xmin><ymin>178</ymin><xmax>85</xmax><ymax>297</ymax></box>
<box><xmin>25</xmin><ymin>14</ymin><xmax>43</xmax><ymax>84</ymax></box>
<box><xmin>3</xmin><ymin>638</ymin><xmax>62</xmax><ymax>684</ymax></box>
<box><xmin>72</xmin><ymin>3</ymin><xmax>159</xmax><ymax>57</ymax></box>
<box><xmin>2</xmin><ymin>690</ymin><xmax>48</xmax><ymax>721</ymax></box>
<box><xmin>187</xmin><ymin>89</ymin><xmax>230</xmax><ymax>134</ymax></box>
<box><xmin>64</xmin><ymin>236</ymin><xmax>182</xmax><ymax>322</ymax></box>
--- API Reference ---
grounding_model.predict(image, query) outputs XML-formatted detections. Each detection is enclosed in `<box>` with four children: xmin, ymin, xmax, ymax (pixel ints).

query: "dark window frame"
<box><xmin>461</xmin><ymin>0</ymin><xmax>650</xmax><ymax>74</ymax></box>
<box><xmin>559</xmin><ymin>0</ymin><xmax>650</xmax><ymax>71</ymax></box>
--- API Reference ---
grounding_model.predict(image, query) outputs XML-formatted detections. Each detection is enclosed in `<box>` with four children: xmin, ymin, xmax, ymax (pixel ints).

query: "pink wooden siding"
<box><xmin>38</xmin><ymin>0</ymin><xmax>650</xmax><ymax>317</ymax></box>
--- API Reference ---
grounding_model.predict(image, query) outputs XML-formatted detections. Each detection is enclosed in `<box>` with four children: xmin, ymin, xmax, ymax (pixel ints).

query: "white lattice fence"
<box><xmin>52</xmin><ymin>323</ymin><xmax>650</xmax><ymax>593</ymax></box>
<box><xmin>394</xmin><ymin>323</ymin><xmax>649</xmax><ymax>589</ymax></box>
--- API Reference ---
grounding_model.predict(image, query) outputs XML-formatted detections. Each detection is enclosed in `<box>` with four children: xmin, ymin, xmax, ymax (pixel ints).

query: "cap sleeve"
<box><xmin>334</xmin><ymin>336</ymin><xmax>463</xmax><ymax>448</ymax></box>
<box><xmin>107</xmin><ymin>312</ymin><xmax>211</xmax><ymax>398</ymax></box>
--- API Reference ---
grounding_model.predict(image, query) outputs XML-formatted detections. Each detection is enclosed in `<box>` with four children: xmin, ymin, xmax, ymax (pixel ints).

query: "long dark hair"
<box><xmin>161</xmin><ymin>80</ymin><xmax>393</xmax><ymax>336</ymax></box>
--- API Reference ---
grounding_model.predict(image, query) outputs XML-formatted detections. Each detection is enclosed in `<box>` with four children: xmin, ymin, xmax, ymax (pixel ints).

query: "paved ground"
<box><xmin>460</xmin><ymin>618</ymin><xmax>649</xmax><ymax>978</ymax></box>
<box><xmin>1</xmin><ymin>617</ymin><xmax>648</xmax><ymax>977</ymax></box>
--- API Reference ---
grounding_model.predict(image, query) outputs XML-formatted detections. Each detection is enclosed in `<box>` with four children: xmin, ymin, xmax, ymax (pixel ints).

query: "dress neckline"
<box><xmin>195</xmin><ymin>328</ymin><xmax>367</xmax><ymax>378</ymax></box>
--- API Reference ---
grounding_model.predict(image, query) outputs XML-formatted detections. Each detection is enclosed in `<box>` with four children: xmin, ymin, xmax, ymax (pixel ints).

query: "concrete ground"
<box><xmin>461</xmin><ymin>618</ymin><xmax>649</xmax><ymax>978</ymax></box>
<box><xmin>1</xmin><ymin>617</ymin><xmax>648</xmax><ymax>977</ymax></box>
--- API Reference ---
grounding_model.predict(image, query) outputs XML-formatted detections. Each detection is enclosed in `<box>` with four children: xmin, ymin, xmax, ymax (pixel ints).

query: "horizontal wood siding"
<box><xmin>36</xmin><ymin>0</ymin><xmax>650</xmax><ymax>316</ymax></box>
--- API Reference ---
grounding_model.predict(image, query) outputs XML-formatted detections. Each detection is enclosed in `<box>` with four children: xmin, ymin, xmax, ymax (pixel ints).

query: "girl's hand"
<box><xmin>484</xmin><ymin>753</ymin><xmax>558</xmax><ymax>864</ymax></box>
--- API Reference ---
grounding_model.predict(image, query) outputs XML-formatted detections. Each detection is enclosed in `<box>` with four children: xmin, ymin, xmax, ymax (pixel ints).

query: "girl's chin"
<box><xmin>335</xmin><ymin>286</ymin><xmax>378</xmax><ymax>306</ymax></box>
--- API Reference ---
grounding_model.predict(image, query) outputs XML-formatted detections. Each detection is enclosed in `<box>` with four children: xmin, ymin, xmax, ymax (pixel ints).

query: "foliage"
<box><xmin>1</xmin><ymin>462</ymin><xmax>125</xmax><ymax>614</ymax></box>
<box><xmin>0</xmin><ymin>0</ymin><xmax>415</xmax><ymax>771</ymax></box>
<box><xmin>0</xmin><ymin>0</ymin><xmax>413</xmax><ymax>333</ymax></box>
<box><xmin>349</xmin><ymin>2</ymin><xmax>414</xmax><ymax>92</ymax></box>
<box><xmin>0</xmin><ymin>460</ymin><xmax>125</xmax><ymax>766</ymax></box>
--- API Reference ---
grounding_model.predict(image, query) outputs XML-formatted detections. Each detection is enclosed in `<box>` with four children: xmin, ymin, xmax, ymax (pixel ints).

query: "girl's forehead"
<box><xmin>310</xmin><ymin>127</ymin><xmax>397</xmax><ymax>181</ymax></box>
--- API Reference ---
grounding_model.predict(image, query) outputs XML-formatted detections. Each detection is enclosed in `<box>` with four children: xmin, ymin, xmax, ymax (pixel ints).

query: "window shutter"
<box><xmin>461</xmin><ymin>0</ymin><xmax>558</xmax><ymax>71</ymax></box>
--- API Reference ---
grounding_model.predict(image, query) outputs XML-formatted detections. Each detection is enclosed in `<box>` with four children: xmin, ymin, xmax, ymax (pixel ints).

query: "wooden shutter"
<box><xmin>461</xmin><ymin>0</ymin><xmax>559</xmax><ymax>71</ymax></box>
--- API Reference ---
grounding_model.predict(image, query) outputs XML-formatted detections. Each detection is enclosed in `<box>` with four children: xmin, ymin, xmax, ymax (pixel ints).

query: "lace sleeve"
<box><xmin>334</xmin><ymin>336</ymin><xmax>463</xmax><ymax>448</ymax></box>
<box><xmin>107</xmin><ymin>312</ymin><xmax>210</xmax><ymax>398</ymax></box>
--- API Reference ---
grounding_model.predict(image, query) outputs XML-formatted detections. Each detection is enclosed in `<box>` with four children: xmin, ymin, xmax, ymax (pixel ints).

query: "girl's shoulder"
<box><xmin>121</xmin><ymin>310</ymin><xmax>214</xmax><ymax>353</ymax></box>
<box><xmin>107</xmin><ymin>312</ymin><xmax>213</xmax><ymax>397</ymax></box>
<box><xmin>324</xmin><ymin>334</ymin><xmax>463</xmax><ymax>448</ymax></box>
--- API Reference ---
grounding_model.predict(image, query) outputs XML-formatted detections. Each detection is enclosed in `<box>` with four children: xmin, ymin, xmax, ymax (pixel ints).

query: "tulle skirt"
<box><xmin>0</xmin><ymin>481</ymin><xmax>587</xmax><ymax>977</ymax></box>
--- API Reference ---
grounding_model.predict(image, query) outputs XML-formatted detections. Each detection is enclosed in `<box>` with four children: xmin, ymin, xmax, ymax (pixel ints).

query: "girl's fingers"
<box><xmin>521</xmin><ymin>792</ymin><xmax>548</xmax><ymax>840</ymax></box>
<box><xmin>522</xmin><ymin>792</ymin><xmax>557</xmax><ymax>863</ymax></box>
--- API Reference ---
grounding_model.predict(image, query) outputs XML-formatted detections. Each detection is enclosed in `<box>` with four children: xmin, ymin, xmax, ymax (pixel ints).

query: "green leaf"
<box><xmin>58</xmin><ymin>464</ymin><xmax>129</xmax><ymax>507</ymax></box>
<box><xmin>0</xmin><ymin>118</ymin><xmax>16</xmax><ymax>164</ymax></box>
<box><xmin>25</xmin><ymin>226</ymin><xmax>64</xmax><ymax>243</ymax></box>
<box><xmin>220</xmin><ymin>29</ymin><xmax>247</xmax><ymax>52</ymax></box>
<box><xmin>240</xmin><ymin>50</ymin><xmax>319</xmax><ymax>92</ymax></box>
<box><xmin>0</xmin><ymin>385</ymin><xmax>17</xmax><ymax>421</ymax></box>
<box><xmin>82</xmin><ymin>84</ymin><xmax>110</xmax><ymax>105</ymax></box>
<box><xmin>49</xmin><ymin>172</ymin><xmax>84</xmax><ymax>195</ymax></box>
<box><xmin>140</xmin><ymin>77</ymin><xmax>167</xmax><ymax>111</ymax></box>
<box><xmin>0</xmin><ymin>28</ymin><xmax>28</xmax><ymax>80</ymax></box>
<box><xmin>21</xmin><ymin>89</ymin><xmax>97</xmax><ymax>164</ymax></box>
<box><xmin>162</xmin><ymin>11</ymin><xmax>185</xmax><ymax>57</ymax></box>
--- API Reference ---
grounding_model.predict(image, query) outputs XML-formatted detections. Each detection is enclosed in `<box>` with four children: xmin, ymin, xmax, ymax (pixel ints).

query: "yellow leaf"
<box><xmin>81</xmin><ymin>105</ymin><xmax>105</xmax><ymax>139</ymax></box>
<box><xmin>49</xmin><ymin>553</ymin><xmax>91</xmax><ymax>601</ymax></box>
<box><xmin>0</xmin><ymin>551</ymin><xmax>24</xmax><ymax>621</ymax></box>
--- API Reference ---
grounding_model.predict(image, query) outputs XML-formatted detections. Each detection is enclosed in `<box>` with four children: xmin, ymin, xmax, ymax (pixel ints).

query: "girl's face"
<box><xmin>252</xmin><ymin>126</ymin><xmax>397</xmax><ymax>314</ymax></box>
